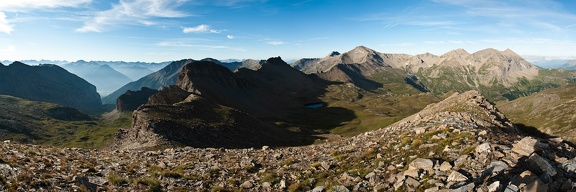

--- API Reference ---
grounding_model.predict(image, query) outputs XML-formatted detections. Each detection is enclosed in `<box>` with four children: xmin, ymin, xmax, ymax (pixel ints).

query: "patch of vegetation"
<box><xmin>134</xmin><ymin>178</ymin><xmax>161</xmax><ymax>192</ymax></box>
<box><xmin>498</xmin><ymin>84</ymin><xmax>576</xmax><ymax>143</ymax></box>
<box><xmin>0</xmin><ymin>94</ymin><xmax>132</xmax><ymax>149</ymax></box>
<box><xmin>108</xmin><ymin>174</ymin><xmax>129</xmax><ymax>186</ymax></box>
<box><xmin>283</xmin><ymin>83</ymin><xmax>440</xmax><ymax>137</ymax></box>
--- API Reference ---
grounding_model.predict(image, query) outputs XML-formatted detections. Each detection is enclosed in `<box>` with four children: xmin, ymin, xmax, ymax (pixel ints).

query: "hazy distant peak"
<box><xmin>416</xmin><ymin>52</ymin><xmax>438</xmax><ymax>58</ymax></box>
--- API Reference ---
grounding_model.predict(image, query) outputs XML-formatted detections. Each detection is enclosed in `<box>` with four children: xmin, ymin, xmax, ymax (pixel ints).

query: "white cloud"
<box><xmin>212</xmin><ymin>0</ymin><xmax>261</xmax><ymax>7</ymax></box>
<box><xmin>0</xmin><ymin>45</ymin><xmax>17</xmax><ymax>57</ymax></box>
<box><xmin>0</xmin><ymin>0</ymin><xmax>91</xmax><ymax>11</ymax></box>
<box><xmin>266</xmin><ymin>41</ymin><xmax>284</xmax><ymax>45</ymax></box>
<box><xmin>226</xmin><ymin>35</ymin><xmax>234</xmax><ymax>39</ymax></box>
<box><xmin>0</xmin><ymin>12</ymin><xmax>13</xmax><ymax>34</ymax></box>
<box><xmin>77</xmin><ymin>0</ymin><xmax>188</xmax><ymax>32</ymax></box>
<box><xmin>182</xmin><ymin>24</ymin><xmax>222</xmax><ymax>33</ymax></box>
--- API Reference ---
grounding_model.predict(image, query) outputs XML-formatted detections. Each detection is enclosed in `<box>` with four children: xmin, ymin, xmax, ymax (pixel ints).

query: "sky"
<box><xmin>0</xmin><ymin>0</ymin><xmax>575</xmax><ymax>62</ymax></box>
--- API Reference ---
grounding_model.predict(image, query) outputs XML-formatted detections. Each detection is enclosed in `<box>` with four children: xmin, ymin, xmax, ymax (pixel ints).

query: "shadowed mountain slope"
<box><xmin>0</xmin><ymin>62</ymin><xmax>102</xmax><ymax>113</ymax></box>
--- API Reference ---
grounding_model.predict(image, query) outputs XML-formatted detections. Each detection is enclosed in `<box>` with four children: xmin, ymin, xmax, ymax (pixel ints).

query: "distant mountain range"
<box><xmin>101</xmin><ymin>58</ymin><xmax>265</xmax><ymax>105</ymax></box>
<box><xmin>522</xmin><ymin>55</ymin><xmax>576</xmax><ymax>69</ymax></box>
<box><xmin>2</xmin><ymin>60</ymin><xmax>171</xmax><ymax>96</ymax></box>
<box><xmin>292</xmin><ymin>46</ymin><xmax>566</xmax><ymax>101</ymax></box>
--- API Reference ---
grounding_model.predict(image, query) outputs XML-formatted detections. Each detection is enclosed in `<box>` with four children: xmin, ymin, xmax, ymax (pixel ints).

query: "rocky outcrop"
<box><xmin>146</xmin><ymin>85</ymin><xmax>191</xmax><ymax>105</ymax></box>
<box><xmin>3</xmin><ymin>90</ymin><xmax>576</xmax><ymax>191</ymax></box>
<box><xmin>0</xmin><ymin>62</ymin><xmax>102</xmax><ymax>113</ymax></box>
<box><xmin>115</xmin><ymin>87</ymin><xmax>158</xmax><ymax>112</ymax></box>
<box><xmin>113</xmin><ymin>95</ymin><xmax>304</xmax><ymax>149</ymax></box>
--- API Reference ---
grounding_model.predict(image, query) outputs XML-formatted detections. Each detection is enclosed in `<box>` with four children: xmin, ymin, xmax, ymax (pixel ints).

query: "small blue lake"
<box><xmin>305</xmin><ymin>103</ymin><xmax>324</xmax><ymax>109</ymax></box>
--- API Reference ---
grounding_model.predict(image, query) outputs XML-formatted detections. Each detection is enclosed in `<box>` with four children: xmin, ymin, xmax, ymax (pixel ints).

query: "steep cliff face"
<box><xmin>0</xmin><ymin>62</ymin><xmax>102</xmax><ymax>113</ymax></box>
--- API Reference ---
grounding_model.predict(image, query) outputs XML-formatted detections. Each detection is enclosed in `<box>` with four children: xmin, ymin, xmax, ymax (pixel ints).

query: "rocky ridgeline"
<box><xmin>1</xmin><ymin>91</ymin><xmax>576</xmax><ymax>191</ymax></box>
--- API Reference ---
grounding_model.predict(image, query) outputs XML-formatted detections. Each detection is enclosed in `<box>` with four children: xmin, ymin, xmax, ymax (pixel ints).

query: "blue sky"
<box><xmin>0</xmin><ymin>0</ymin><xmax>575</xmax><ymax>62</ymax></box>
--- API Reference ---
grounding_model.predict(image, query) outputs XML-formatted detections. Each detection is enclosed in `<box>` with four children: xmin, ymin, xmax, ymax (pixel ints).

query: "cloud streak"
<box><xmin>77</xmin><ymin>0</ymin><xmax>189</xmax><ymax>32</ymax></box>
<box><xmin>265</xmin><ymin>41</ymin><xmax>284</xmax><ymax>45</ymax></box>
<box><xmin>0</xmin><ymin>0</ymin><xmax>91</xmax><ymax>11</ymax></box>
<box><xmin>183</xmin><ymin>24</ymin><xmax>222</xmax><ymax>33</ymax></box>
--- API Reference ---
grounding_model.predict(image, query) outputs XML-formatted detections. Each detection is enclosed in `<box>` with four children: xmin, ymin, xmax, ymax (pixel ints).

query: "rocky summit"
<box><xmin>2</xmin><ymin>90</ymin><xmax>576</xmax><ymax>191</ymax></box>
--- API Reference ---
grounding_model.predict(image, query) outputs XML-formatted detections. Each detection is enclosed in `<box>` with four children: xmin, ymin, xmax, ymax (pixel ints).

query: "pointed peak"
<box><xmin>10</xmin><ymin>61</ymin><xmax>28</xmax><ymax>66</ymax></box>
<box><xmin>351</xmin><ymin>45</ymin><xmax>375</xmax><ymax>53</ymax></box>
<box><xmin>441</xmin><ymin>48</ymin><xmax>470</xmax><ymax>57</ymax></box>
<box><xmin>503</xmin><ymin>48</ymin><xmax>520</xmax><ymax>57</ymax></box>
<box><xmin>327</xmin><ymin>51</ymin><xmax>340</xmax><ymax>57</ymax></box>
<box><xmin>262</xmin><ymin>57</ymin><xmax>288</xmax><ymax>66</ymax></box>
<box><xmin>417</xmin><ymin>52</ymin><xmax>438</xmax><ymax>57</ymax></box>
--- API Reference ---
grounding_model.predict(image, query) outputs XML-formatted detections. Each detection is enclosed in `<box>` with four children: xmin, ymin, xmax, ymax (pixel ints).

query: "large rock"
<box><xmin>447</xmin><ymin>171</ymin><xmax>469</xmax><ymax>182</ymax></box>
<box><xmin>527</xmin><ymin>153</ymin><xmax>557</xmax><ymax>177</ymax></box>
<box><xmin>512</xmin><ymin>137</ymin><xmax>539</xmax><ymax>157</ymax></box>
<box><xmin>409</xmin><ymin>158</ymin><xmax>434</xmax><ymax>172</ymax></box>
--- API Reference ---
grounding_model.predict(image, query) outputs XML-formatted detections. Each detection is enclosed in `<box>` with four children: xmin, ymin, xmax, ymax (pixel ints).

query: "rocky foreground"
<box><xmin>2</xmin><ymin>91</ymin><xmax>576</xmax><ymax>191</ymax></box>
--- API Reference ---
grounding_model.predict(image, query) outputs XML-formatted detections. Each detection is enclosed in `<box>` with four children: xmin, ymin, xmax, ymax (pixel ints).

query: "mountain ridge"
<box><xmin>0</xmin><ymin>62</ymin><xmax>102</xmax><ymax>113</ymax></box>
